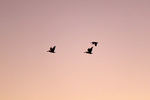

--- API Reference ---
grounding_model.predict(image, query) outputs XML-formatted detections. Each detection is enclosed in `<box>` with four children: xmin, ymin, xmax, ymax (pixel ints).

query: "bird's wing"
<box><xmin>95</xmin><ymin>43</ymin><xmax>98</xmax><ymax>46</ymax></box>
<box><xmin>90</xmin><ymin>47</ymin><xmax>93</xmax><ymax>51</ymax></box>
<box><xmin>53</xmin><ymin>46</ymin><xmax>56</xmax><ymax>51</ymax></box>
<box><xmin>88</xmin><ymin>47</ymin><xmax>93</xmax><ymax>52</ymax></box>
<box><xmin>95</xmin><ymin>44</ymin><xmax>97</xmax><ymax>46</ymax></box>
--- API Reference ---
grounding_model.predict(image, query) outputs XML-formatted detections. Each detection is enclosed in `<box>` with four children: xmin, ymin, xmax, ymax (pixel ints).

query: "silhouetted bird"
<box><xmin>84</xmin><ymin>47</ymin><xmax>93</xmax><ymax>54</ymax></box>
<box><xmin>91</xmin><ymin>42</ymin><xmax>98</xmax><ymax>46</ymax></box>
<box><xmin>47</xmin><ymin>46</ymin><xmax>56</xmax><ymax>53</ymax></box>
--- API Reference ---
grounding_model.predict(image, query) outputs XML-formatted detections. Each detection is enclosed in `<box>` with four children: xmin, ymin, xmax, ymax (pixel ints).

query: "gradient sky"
<box><xmin>0</xmin><ymin>0</ymin><xmax>150</xmax><ymax>100</ymax></box>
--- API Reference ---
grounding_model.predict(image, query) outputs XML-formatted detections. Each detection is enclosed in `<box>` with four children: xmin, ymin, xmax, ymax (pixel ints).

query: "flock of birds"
<box><xmin>47</xmin><ymin>41</ymin><xmax>98</xmax><ymax>54</ymax></box>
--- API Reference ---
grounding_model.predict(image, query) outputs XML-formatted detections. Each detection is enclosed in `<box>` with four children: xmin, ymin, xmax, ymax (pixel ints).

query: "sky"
<box><xmin>0</xmin><ymin>0</ymin><xmax>150</xmax><ymax>100</ymax></box>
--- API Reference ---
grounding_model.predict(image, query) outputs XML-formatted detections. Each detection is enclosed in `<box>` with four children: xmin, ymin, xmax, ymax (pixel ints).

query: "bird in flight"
<box><xmin>47</xmin><ymin>46</ymin><xmax>56</xmax><ymax>53</ymax></box>
<box><xmin>91</xmin><ymin>42</ymin><xmax>98</xmax><ymax>46</ymax></box>
<box><xmin>84</xmin><ymin>47</ymin><xmax>93</xmax><ymax>54</ymax></box>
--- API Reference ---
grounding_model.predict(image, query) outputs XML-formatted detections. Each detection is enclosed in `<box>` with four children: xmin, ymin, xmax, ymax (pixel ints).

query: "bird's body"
<box><xmin>84</xmin><ymin>47</ymin><xmax>93</xmax><ymax>54</ymax></box>
<box><xmin>47</xmin><ymin>46</ymin><xmax>56</xmax><ymax>53</ymax></box>
<box><xmin>91</xmin><ymin>42</ymin><xmax>98</xmax><ymax>46</ymax></box>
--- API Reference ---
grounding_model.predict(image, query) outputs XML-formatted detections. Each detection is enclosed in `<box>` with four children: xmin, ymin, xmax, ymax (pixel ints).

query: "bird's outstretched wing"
<box><xmin>52</xmin><ymin>46</ymin><xmax>56</xmax><ymax>51</ymax></box>
<box><xmin>88</xmin><ymin>47</ymin><xmax>93</xmax><ymax>52</ymax></box>
<box><xmin>95</xmin><ymin>43</ymin><xmax>98</xmax><ymax>46</ymax></box>
<box><xmin>91</xmin><ymin>42</ymin><xmax>98</xmax><ymax>46</ymax></box>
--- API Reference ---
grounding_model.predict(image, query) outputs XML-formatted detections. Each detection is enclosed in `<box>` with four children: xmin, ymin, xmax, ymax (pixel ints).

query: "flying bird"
<box><xmin>91</xmin><ymin>42</ymin><xmax>98</xmax><ymax>46</ymax></box>
<box><xmin>47</xmin><ymin>46</ymin><xmax>56</xmax><ymax>53</ymax></box>
<box><xmin>84</xmin><ymin>47</ymin><xmax>93</xmax><ymax>54</ymax></box>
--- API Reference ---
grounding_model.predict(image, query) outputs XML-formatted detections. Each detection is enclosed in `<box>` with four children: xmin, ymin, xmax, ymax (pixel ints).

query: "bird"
<box><xmin>91</xmin><ymin>42</ymin><xmax>98</xmax><ymax>46</ymax></box>
<box><xmin>47</xmin><ymin>46</ymin><xmax>56</xmax><ymax>53</ymax></box>
<box><xmin>84</xmin><ymin>47</ymin><xmax>93</xmax><ymax>54</ymax></box>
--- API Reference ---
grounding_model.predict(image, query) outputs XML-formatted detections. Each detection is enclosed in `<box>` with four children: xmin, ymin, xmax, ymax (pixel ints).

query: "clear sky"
<box><xmin>0</xmin><ymin>0</ymin><xmax>150</xmax><ymax>100</ymax></box>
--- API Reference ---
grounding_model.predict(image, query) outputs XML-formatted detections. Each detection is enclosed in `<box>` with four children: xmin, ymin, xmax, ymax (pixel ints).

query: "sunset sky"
<box><xmin>0</xmin><ymin>0</ymin><xmax>150</xmax><ymax>100</ymax></box>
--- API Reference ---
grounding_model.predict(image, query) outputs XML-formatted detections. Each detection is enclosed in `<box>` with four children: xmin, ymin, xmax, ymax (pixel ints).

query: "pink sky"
<box><xmin>0</xmin><ymin>0</ymin><xmax>150</xmax><ymax>100</ymax></box>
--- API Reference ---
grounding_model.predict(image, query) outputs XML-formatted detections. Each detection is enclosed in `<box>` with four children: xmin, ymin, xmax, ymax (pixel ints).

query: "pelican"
<box><xmin>84</xmin><ymin>47</ymin><xmax>93</xmax><ymax>54</ymax></box>
<box><xmin>91</xmin><ymin>42</ymin><xmax>98</xmax><ymax>46</ymax></box>
<box><xmin>47</xmin><ymin>46</ymin><xmax>56</xmax><ymax>53</ymax></box>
